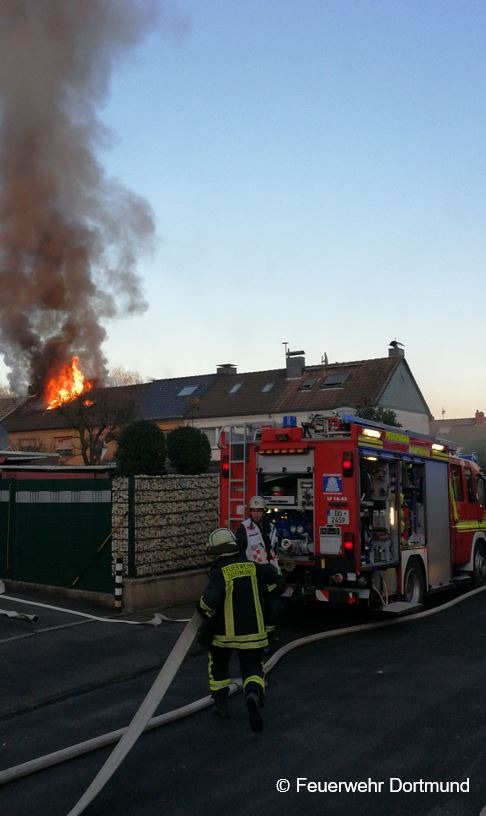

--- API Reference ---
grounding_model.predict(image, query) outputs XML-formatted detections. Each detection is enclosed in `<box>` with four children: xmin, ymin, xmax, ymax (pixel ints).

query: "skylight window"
<box><xmin>299</xmin><ymin>377</ymin><xmax>316</xmax><ymax>391</ymax></box>
<box><xmin>262</xmin><ymin>382</ymin><xmax>274</xmax><ymax>393</ymax></box>
<box><xmin>229</xmin><ymin>382</ymin><xmax>242</xmax><ymax>394</ymax></box>
<box><xmin>178</xmin><ymin>385</ymin><xmax>198</xmax><ymax>397</ymax></box>
<box><xmin>320</xmin><ymin>373</ymin><xmax>348</xmax><ymax>388</ymax></box>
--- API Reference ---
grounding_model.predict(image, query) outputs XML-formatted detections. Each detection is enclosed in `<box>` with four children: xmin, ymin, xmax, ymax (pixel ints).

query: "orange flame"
<box><xmin>45</xmin><ymin>356</ymin><xmax>92</xmax><ymax>410</ymax></box>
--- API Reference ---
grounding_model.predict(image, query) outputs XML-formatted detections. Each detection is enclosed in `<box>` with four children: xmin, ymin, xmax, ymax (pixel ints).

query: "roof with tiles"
<box><xmin>2</xmin><ymin>354</ymin><xmax>429</xmax><ymax>434</ymax></box>
<box><xmin>2</xmin><ymin>374</ymin><xmax>219</xmax><ymax>433</ymax></box>
<box><xmin>140</xmin><ymin>374</ymin><xmax>218</xmax><ymax>420</ymax></box>
<box><xmin>430</xmin><ymin>412</ymin><xmax>486</xmax><ymax>444</ymax></box>
<box><xmin>273</xmin><ymin>357</ymin><xmax>402</xmax><ymax>415</ymax></box>
<box><xmin>193</xmin><ymin>356</ymin><xmax>405</xmax><ymax>419</ymax></box>
<box><xmin>2</xmin><ymin>383</ymin><xmax>149</xmax><ymax>433</ymax></box>
<box><xmin>190</xmin><ymin>368</ymin><xmax>288</xmax><ymax>419</ymax></box>
<box><xmin>0</xmin><ymin>397</ymin><xmax>20</xmax><ymax>423</ymax></box>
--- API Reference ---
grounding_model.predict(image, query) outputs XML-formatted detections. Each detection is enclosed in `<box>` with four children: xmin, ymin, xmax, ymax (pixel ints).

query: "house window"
<box><xmin>202</xmin><ymin>428</ymin><xmax>217</xmax><ymax>446</ymax></box>
<box><xmin>320</xmin><ymin>373</ymin><xmax>348</xmax><ymax>388</ymax></box>
<box><xmin>55</xmin><ymin>436</ymin><xmax>74</xmax><ymax>454</ymax></box>
<box><xmin>19</xmin><ymin>438</ymin><xmax>38</xmax><ymax>450</ymax></box>
<box><xmin>262</xmin><ymin>382</ymin><xmax>274</xmax><ymax>393</ymax></box>
<box><xmin>178</xmin><ymin>385</ymin><xmax>198</xmax><ymax>397</ymax></box>
<box><xmin>229</xmin><ymin>382</ymin><xmax>242</xmax><ymax>394</ymax></box>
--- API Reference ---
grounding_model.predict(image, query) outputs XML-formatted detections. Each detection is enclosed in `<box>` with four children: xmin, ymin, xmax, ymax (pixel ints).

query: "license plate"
<box><xmin>327</xmin><ymin>509</ymin><xmax>349</xmax><ymax>525</ymax></box>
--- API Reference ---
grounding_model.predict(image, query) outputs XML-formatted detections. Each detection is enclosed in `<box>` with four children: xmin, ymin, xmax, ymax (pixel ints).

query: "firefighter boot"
<box><xmin>246</xmin><ymin>692</ymin><xmax>264</xmax><ymax>733</ymax></box>
<box><xmin>213</xmin><ymin>690</ymin><xmax>230</xmax><ymax>719</ymax></box>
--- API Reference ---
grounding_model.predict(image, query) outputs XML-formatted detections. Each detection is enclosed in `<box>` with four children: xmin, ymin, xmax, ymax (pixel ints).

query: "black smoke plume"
<box><xmin>0</xmin><ymin>0</ymin><xmax>159</xmax><ymax>397</ymax></box>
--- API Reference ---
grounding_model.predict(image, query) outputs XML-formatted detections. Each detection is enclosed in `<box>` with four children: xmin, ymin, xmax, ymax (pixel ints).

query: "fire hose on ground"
<box><xmin>0</xmin><ymin>586</ymin><xmax>163</xmax><ymax>627</ymax></box>
<box><xmin>0</xmin><ymin>607</ymin><xmax>38</xmax><ymax>623</ymax></box>
<box><xmin>0</xmin><ymin>585</ymin><xmax>485</xmax><ymax>814</ymax></box>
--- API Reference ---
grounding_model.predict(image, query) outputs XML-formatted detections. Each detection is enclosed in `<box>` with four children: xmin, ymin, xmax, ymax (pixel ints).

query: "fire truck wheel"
<box><xmin>403</xmin><ymin>559</ymin><xmax>426</xmax><ymax>605</ymax></box>
<box><xmin>472</xmin><ymin>540</ymin><xmax>486</xmax><ymax>587</ymax></box>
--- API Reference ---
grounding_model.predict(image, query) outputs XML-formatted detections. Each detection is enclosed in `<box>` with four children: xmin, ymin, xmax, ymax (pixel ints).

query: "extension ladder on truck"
<box><xmin>223</xmin><ymin>424</ymin><xmax>259</xmax><ymax>531</ymax></box>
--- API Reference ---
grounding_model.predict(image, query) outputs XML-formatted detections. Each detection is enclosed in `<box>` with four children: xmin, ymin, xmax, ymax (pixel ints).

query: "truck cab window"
<box><xmin>477</xmin><ymin>476</ymin><xmax>486</xmax><ymax>507</ymax></box>
<box><xmin>450</xmin><ymin>465</ymin><xmax>464</xmax><ymax>502</ymax></box>
<box><xmin>465</xmin><ymin>468</ymin><xmax>476</xmax><ymax>503</ymax></box>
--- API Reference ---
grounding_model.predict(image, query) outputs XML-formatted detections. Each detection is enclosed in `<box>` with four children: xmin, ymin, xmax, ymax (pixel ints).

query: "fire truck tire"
<box><xmin>403</xmin><ymin>558</ymin><xmax>426</xmax><ymax>605</ymax></box>
<box><xmin>472</xmin><ymin>540</ymin><xmax>486</xmax><ymax>587</ymax></box>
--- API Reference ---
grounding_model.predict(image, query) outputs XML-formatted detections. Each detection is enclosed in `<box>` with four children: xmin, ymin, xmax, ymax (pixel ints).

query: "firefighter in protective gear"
<box><xmin>197</xmin><ymin>527</ymin><xmax>278</xmax><ymax>732</ymax></box>
<box><xmin>235</xmin><ymin>496</ymin><xmax>282</xmax><ymax>642</ymax></box>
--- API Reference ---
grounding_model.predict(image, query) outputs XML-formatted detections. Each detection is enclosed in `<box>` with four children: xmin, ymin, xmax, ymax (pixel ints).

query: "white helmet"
<box><xmin>206</xmin><ymin>527</ymin><xmax>238</xmax><ymax>556</ymax></box>
<box><xmin>249</xmin><ymin>495</ymin><xmax>266</xmax><ymax>510</ymax></box>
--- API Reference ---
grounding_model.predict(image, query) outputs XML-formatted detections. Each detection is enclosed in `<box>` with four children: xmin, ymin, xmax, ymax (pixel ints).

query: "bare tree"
<box><xmin>58</xmin><ymin>388</ymin><xmax>137</xmax><ymax>465</ymax></box>
<box><xmin>107</xmin><ymin>366</ymin><xmax>144</xmax><ymax>387</ymax></box>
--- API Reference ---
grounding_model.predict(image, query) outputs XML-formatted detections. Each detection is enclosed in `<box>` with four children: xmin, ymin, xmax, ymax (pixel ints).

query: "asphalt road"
<box><xmin>1</xmin><ymin>586</ymin><xmax>485</xmax><ymax>816</ymax></box>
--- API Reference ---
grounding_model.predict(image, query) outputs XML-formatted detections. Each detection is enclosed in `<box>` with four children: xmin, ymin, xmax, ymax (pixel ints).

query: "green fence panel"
<box><xmin>2</xmin><ymin>478</ymin><xmax>113</xmax><ymax>593</ymax></box>
<box><xmin>0</xmin><ymin>483</ymin><xmax>14</xmax><ymax>578</ymax></box>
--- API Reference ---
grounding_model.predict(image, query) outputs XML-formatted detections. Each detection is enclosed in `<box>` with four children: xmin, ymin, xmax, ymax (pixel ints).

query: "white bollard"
<box><xmin>114</xmin><ymin>556</ymin><xmax>123</xmax><ymax>609</ymax></box>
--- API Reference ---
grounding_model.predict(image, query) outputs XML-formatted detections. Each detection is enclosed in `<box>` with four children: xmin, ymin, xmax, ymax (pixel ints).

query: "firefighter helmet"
<box><xmin>206</xmin><ymin>528</ymin><xmax>238</xmax><ymax>556</ymax></box>
<box><xmin>249</xmin><ymin>495</ymin><xmax>266</xmax><ymax>510</ymax></box>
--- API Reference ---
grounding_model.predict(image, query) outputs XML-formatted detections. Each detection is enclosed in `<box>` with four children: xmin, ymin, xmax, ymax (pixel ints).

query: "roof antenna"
<box><xmin>282</xmin><ymin>341</ymin><xmax>289</xmax><ymax>358</ymax></box>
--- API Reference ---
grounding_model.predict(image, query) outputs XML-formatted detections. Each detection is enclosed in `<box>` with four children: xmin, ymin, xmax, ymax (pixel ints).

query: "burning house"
<box><xmin>0</xmin><ymin>1</ymin><xmax>158</xmax><ymax>421</ymax></box>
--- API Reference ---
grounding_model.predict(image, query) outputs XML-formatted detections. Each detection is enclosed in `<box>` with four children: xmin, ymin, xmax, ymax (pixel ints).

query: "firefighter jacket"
<box><xmin>235</xmin><ymin>518</ymin><xmax>281</xmax><ymax>573</ymax></box>
<box><xmin>197</xmin><ymin>553</ymin><xmax>279</xmax><ymax>650</ymax></box>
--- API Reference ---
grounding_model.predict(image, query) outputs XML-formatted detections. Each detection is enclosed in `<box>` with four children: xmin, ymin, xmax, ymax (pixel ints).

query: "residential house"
<box><xmin>2</xmin><ymin>375</ymin><xmax>218</xmax><ymax>465</ymax></box>
<box><xmin>191</xmin><ymin>345</ymin><xmax>432</xmax><ymax>459</ymax></box>
<box><xmin>2</xmin><ymin>344</ymin><xmax>431</xmax><ymax>464</ymax></box>
<box><xmin>430</xmin><ymin>410</ymin><xmax>486</xmax><ymax>467</ymax></box>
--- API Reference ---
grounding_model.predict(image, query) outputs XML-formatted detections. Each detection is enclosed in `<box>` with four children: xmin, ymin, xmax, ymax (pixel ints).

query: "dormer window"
<box><xmin>262</xmin><ymin>382</ymin><xmax>274</xmax><ymax>393</ymax></box>
<box><xmin>178</xmin><ymin>385</ymin><xmax>198</xmax><ymax>397</ymax></box>
<box><xmin>229</xmin><ymin>382</ymin><xmax>242</xmax><ymax>394</ymax></box>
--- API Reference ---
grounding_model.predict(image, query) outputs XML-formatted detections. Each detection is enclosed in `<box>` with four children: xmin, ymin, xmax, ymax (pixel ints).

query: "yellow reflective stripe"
<box><xmin>223</xmin><ymin>579</ymin><xmax>235</xmax><ymax>638</ymax></box>
<box><xmin>385</xmin><ymin>431</ymin><xmax>410</xmax><ymax>445</ymax></box>
<box><xmin>267</xmin><ymin>583</ymin><xmax>277</xmax><ymax>592</ymax></box>
<box><xmin>199</xmin><ymin>597</ymin><xmax>214</xmax><ymax>615</ymax></box>
<box><xmin>212</xmin><ymin>634</ymin><xmax>268</xmax><ymax>649</ymax></box>
<box><xmin>455</xmin><ymin>520</ymin><xmax>486</xmax><ymax>531</ymax></box>
<box><xmin>358</xmin><ymin>435</ymin><xmax>383</xmax><ymax>448</ymax></box>
<box><xmin>266</xmin><ymin>625</ymin><xmax>276</xmax><ymax>633</ymax></box>
<box><xmin>243</xmin><ymin>675</ymin><xmax>265</xmax><ymax>690</ymax></box>
<box><xmin>449</xmin><ymin>476</ymin><xmax>458</xmax><ymax>523</ymax></box>
<box><xmin>207</xmin><ymin>652</ymin><xmax>231</xmax><ymax>691</ymax></box>
<box><xmin>252</xmin><ymin>573</ymin><xmax>266</xmax><ymax>634</ymax></box>
<box><xmin>209</xmin><ymin>677</ymin><xmax>231</xmax><ymax>691</ymax></box>
<box><xmin>409</xmin><ymin>445</ymin><xmax>430</xmax><ymax>458</ymax></box>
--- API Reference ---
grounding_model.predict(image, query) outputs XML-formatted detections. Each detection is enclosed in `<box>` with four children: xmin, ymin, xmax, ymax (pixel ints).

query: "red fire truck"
<box><xmin>219</xmin><ymin>414</ymin><xmax>486</xmax><ymax>612</ymax></box>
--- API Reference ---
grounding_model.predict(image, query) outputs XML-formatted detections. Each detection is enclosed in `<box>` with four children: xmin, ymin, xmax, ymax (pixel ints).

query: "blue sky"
<box><xmin>3</xmin><ymin>0</ymin><xmax>485</xmax><ymax>418</ymax></box>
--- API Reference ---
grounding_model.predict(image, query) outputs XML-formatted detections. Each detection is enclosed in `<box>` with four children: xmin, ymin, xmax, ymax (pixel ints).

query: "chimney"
<box><xmin>388</xmin><ymin>340</ymin><xmax>405</xmax><ymax>358</ymax></box>
<box><xmin>217</xmin><ymin>363</ymin><xmax>237</xmax><ymax>375</ymax></box>
<box><xmin>286</xmin><ymin>349</ymin><xmax>305</xmax><ymax>379</ymax></box>
<box><xmin>475</xmin><ymin>410</ymin><xmax>485</xmax><ymax>425</ymax></box>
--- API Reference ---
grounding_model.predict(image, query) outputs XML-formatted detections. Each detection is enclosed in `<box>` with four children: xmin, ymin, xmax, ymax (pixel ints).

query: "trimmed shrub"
<box><xmin>116</xmin><ymin>420</ymin><xmax>166</xmax><ymax>475</ymax></box>
<box><xmin>166</xmin><ymin>426</ymin><xmax>211</xmax><ymax>474</ymax></box>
